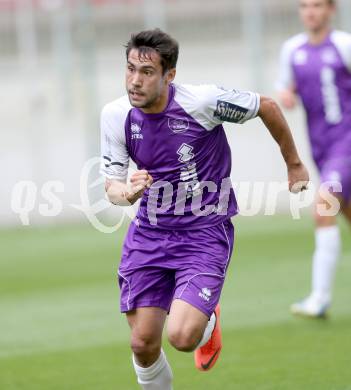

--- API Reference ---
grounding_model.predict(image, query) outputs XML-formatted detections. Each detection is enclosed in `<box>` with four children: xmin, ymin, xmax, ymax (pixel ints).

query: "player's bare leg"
<box><xmin>167</xmin><ymin>299</ymin><xmax>222</xmax><ymax>371</ymax></box>
<box><xmin>341</xmin><ymin>201</ymin><xmax>351</xmax><ymax>224</ymax></box>
<box><xmin>291</xmin><ymin>191</ymin><xmax>341</xmax><ymax>318</ymax></box>
<box><xmin>168</xmin><ymin>299</ymin><xmax>209</xmax><ymax>351</ymax></box>
<box><xmin>127</xmin><ymin>307</ymin><xmax>173</xmax><ymax>390</ymax></box>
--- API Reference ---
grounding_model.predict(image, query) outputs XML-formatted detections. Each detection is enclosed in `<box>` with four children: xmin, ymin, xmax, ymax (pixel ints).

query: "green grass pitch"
<box><xmin>1</xmin><ymin>216</ymin><xmax>350</xmax><ymax>390</ymax></box>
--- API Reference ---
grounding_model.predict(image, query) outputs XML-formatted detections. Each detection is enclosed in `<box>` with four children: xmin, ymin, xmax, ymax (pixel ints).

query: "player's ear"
<box><xmin>166</xmin><ymin>68</ymin><xmax>176</xmax><ymax>84</ymax></box>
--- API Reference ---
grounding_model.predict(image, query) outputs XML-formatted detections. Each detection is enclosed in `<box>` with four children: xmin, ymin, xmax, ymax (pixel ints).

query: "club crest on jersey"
<box><xmin>214</xmin><ymin>100</ymin><xmax>248</xmax><ymax>123</ymax></box>
<box><xmin>131</xmin><ymin>123</ymin><xmax>143</xmax><ymax>140</ymax></box>
<box><xmin>294</xmin><ymin>49</ymin><xmax>307</xmax><ymax>65</ymax></box>
<box><xmin>321</xmin><ymin>48</ymin><xmax>337</xmax><ymax>64</ymax></box>
<box><xmin>168</xmin><ymin>118</ymin><xmax>189</xmax><ymax>133</ymax></box>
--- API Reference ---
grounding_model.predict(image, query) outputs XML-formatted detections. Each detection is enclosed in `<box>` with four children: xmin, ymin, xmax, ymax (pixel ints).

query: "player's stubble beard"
<box><xmin>128</xmin><ymin>89</ymin><xmax>160</xmax><ymax>109</ymax></box>
<box><xmin>127</xmin><ymin>76</ymin><xmax>168</xmax><ymax>110</ymax></box>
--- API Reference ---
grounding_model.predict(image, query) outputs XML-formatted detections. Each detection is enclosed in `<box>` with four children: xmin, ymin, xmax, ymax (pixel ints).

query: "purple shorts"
<box><xmin>118</xmin><ymin>219</ymin><xmax>234</xmax><ymax>318</ymax></box>
<box><xmin>318</xmin><ymin>154</ymin><xmax>351</xmax><ymax>203</ymax></box>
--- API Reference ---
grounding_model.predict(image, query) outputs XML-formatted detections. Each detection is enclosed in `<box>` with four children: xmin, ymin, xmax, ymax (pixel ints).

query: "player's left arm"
<box><xmin>257</xmin><ymin>95</ymin><xmax>309</xmax><ymax>193</ymax></box>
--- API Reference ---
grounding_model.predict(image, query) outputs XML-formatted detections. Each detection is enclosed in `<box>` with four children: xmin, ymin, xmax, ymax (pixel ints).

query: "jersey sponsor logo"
<box><xmin>214</xmin><ymin>100</ymin><xmax>248</xmax><ymax>123</ymax></box>
<box><xmin>177</xmin><ymin>143</ymin><xmax>200</xmax><ymax>198</ymax></box>
<box><xmin>293</xmin><ymin>49</ymin><xmax>307</xmax><ymax>65</ymax></box>
<box><xmin>177</xmin><ymin>143</ymin><xmax>194</xmax><ymax>162</ymax></box>
<box><xmin>320</xmin><ymin>67</ymin><xmax>342</xmax><ymax>124</ymax></box>
<box><xmin>199</xmin><ymin>287</ymin><xmax>212</xmax><ymax>302</ymax></box>
<box><xmin>168</xmin><ymin>118</ymin><xmax>189</xmax><ymax>133</ymax></box>
<box><xmin>131</xmin><ymin>122</ymin><xmax>143</xmax><ymax>140</ymax></box>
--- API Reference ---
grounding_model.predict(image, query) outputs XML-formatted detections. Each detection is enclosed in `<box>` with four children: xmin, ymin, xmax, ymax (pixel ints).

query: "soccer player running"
<box><xmin>101</xmin><ymin>29</ymin><xmax>308</xmax><ymax>389</ymax></box>
<box><xmin>276</xmin><ymin>0</ymin><xmax>351</xmax><ymax>318</ymax></box>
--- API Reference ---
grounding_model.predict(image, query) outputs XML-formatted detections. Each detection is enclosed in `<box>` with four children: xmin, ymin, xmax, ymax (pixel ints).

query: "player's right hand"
<box><xmin>129</xmin><ymin>170</ymin><xmax>153</xmax><ymax>196</ymax></box>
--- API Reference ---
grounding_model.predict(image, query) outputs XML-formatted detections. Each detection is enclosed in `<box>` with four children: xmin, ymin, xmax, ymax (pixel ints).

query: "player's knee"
<box><xmin>130</xmin><ymin>331</ymin><xmax>161</xmax><ymax>361</ymax></box>
<box><xmin>314</xmin><ymin>190</ymin><xmax>341</xmax><ymax>227</ymax></box>
<box><xmin>313</xmin><ymin>207</ymin><xmax>337</xmax><ymax>227</ymax></box>
<box><xmin>341</xmin><ymin>203</ymin><xmax>351</xmax><ymax>223</ymax></box>
<box><xmin>167</xmin><ymin>326</ymin><xmax>201</xmax><ymax>352</ymax></box>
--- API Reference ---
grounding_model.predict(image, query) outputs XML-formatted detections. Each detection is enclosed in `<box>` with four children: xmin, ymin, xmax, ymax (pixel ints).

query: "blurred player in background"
<box><xmin>101</xmin><ymin>28</ymin><xmax>308</xmax><ymax>389</ymax></box>
<box><xmin>276</xmin><ymin>0</ymin><xmax>351</xmax><ymax>317</ymax></box>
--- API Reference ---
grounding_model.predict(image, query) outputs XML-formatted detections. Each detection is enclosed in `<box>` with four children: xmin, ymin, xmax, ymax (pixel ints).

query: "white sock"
<box><xmin>132</xmin><ymin>349</ymin><xmax>173</xmax><ymax>390</ymax></box>
<box><xmin>197</xmin><ymin>312</ymin><xmax>216</xmax><ymax>348</ymax></box>
<box><xmin>311</xmin><ymin>225</ymin><xmax>341</xmax><ymax>302</ymax></box>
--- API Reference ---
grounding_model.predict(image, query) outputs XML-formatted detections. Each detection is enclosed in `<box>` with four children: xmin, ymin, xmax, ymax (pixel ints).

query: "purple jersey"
<box><xmin>100</xmin><ymin>84</ymin><xmax>259</xmax><ymax>229</ymax></box>
<box><xmin>277</xmin><ymin>30</ymin><xmax>351</xmax><ymax>164</ymax></box>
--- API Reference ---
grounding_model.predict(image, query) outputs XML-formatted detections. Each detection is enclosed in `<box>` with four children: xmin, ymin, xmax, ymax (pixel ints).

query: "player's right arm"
<box><xmin>193</xmin><ymin>84</ymin><xmax>309</xmax><ymax>193</ymax></box>
<box><xmin>100</xmin><ymin>99</ymin><xmax>153</xmax><ymax>206</ymax></box>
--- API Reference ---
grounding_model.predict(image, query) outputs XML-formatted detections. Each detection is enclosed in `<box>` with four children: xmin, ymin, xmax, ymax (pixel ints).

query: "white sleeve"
<box><xmin>175</xmin><ymin>84</ymin><xmax>259</xmax><ymax>130</ymax></box>
<box><xmin>100</xmin><ymin>100</ymin><xmax>130</xmax><ymax>182</ymax></box>
<box><xmin>275</xmin><ymin>34</ymin><xmax>308</xmax><ymax>91</ymax></box>
<box><xmin>207</xmin><ymin>85</ymin><xmax>260</xmax><ymax>126</ymax></box>
<box><xmin>275</xmin><ymin>42</ymin><xmax>294</xmax><ymax>91</ymax></box>
<box><xmin>331</xmin><ymin>30</ymin><xmax>351</xmax><ymax>72</ymax></box>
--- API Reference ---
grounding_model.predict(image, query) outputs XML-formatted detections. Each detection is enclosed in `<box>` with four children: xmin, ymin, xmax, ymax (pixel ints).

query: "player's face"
<box><xmin>299</xmin><ymin>0</ymin><xmax>334</xmax><ymax>33</ymax></box>
<box><xmin>126</xmin><ymin>48</ymin><xmax>175</xmax><ymax>112</ymax></box>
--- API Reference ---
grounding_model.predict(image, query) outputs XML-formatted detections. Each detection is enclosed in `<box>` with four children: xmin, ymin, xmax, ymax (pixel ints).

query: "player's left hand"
<box><xmin>287</xmin><ymin>162</ymin><xmax>309</xmax><ymax>193</ymax></box>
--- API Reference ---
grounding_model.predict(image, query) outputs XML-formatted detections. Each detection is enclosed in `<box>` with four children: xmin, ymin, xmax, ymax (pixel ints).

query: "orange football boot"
<box><xmin>194</xmin><ymin>304</ymin><xmax>222</xmax><ymax>371</ymax></box>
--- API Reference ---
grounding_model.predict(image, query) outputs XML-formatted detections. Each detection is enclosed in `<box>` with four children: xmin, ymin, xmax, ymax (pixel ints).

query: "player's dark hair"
<box><xmin>125</xmin><ymin>28</ymin><xmax>179</xmax><ymax>74</ymax></box>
